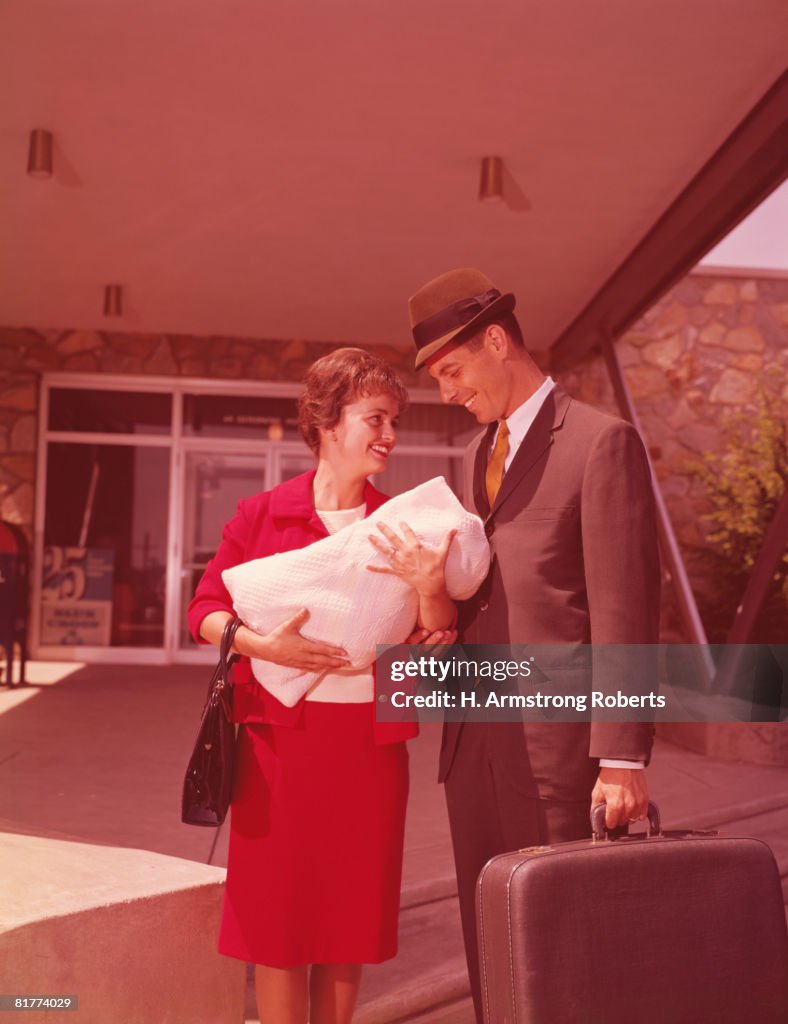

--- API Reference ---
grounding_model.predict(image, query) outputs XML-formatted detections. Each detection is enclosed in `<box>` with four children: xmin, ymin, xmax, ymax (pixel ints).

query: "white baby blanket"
<box><xmin>222</xmin><ymin>476</ymin><xmax>490</xmax><ymax>705</ymax></box>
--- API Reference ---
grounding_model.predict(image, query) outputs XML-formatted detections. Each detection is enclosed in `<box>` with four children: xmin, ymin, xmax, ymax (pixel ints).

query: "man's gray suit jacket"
<box><xmin>439</xmin><ymin>386</ymin><xmax>662</xmax><ymax>801</ymax></box>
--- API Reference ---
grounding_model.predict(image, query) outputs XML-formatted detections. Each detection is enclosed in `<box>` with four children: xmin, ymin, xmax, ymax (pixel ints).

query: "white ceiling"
<box><xmin>2</xmin><ymin>0</ymin><xmax>787</xmax><ymax>352</ymax></box>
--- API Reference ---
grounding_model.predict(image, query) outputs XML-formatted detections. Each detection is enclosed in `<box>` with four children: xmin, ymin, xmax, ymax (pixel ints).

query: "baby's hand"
<box><xmin>368</xmin><ymin>523</ymin><xmax>456</xmax><ymax>598</ymax></box>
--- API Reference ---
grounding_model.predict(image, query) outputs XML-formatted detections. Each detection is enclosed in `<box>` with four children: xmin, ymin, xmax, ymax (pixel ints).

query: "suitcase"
<box><xmin>476</xmin><ymin>802</ymin><xmax>788</xmax><ymax>1024</ymax></box>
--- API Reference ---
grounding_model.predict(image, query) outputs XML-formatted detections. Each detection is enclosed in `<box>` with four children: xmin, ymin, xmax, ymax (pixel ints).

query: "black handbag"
<box><xmin>181</xmin><ymin>617</ymin><xmax>242</xmax><ymax>827</ymax></box>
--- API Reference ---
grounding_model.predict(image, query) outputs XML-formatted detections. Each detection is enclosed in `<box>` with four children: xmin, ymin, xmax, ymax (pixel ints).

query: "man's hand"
<box><xmin>591</xmin><ymin>768</ymin><xmax>649</xmax><ymax>830</ymax></box>
<box><xmin>406</xmin><ymin>627</ymin><xmax>457</xmax><ymax>646</ymax></box>
<box><xmin>405</xmin><ymin>626</ymin><xmax>458</xmax><ymax>660</ymax></box>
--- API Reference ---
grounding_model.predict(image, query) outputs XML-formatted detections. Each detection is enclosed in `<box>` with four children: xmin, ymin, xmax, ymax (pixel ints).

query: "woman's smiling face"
<box><xmin>323</xmin><ymin>392</ymin><xmax>400</xmax><ymax>476</ymax></box>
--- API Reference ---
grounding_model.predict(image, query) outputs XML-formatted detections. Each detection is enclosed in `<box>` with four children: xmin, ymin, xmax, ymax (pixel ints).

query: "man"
<box><xmin>407</xmin><ymin>268</ymin><xmax>661</xmax><ymax>1022</ymax></box>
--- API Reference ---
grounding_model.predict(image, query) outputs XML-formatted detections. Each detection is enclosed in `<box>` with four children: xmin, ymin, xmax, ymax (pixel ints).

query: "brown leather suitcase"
<box><xmin>476</xmin><ymin>804</ymin><xmax>788</xmax><ymax>1024</ymax></box>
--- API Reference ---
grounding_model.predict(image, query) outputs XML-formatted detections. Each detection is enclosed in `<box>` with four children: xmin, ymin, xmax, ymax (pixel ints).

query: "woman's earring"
<box><xmin>331</xmin><ymin>430</ymin><xmax>338</xmax><ymax>442</ymax></box>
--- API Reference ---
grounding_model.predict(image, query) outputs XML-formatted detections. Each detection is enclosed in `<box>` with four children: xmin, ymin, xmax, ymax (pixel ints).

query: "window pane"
<box><xmin>374</xmin><ymin>453</ymin><xmax>464</xmax><ymax>499</ymax></box>
<box><xmin>396</xmin><ymin>403</ymin><xmax>479</xmax><ymax>448</ymax></box>
<box><xmin>184</xmin><ymin>394</ymin><xmax>301</xmax><ymax>439</ymax></box>
<box><xmin>41</xmin><ymin>443</ymin><xmax>169</xmax><ymax>647</ymax></box>
<box><xmin>48</xmin><ymin>389</ymin><xmax>172</xmax><ymax>435</ymax></box>
<box><xmin>279</xmin><ymin>453</ymin><xmax>316</xmax><ymax>484</ymax></box>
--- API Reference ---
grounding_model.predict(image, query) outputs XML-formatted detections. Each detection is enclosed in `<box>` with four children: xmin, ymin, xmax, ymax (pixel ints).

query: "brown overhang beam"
<box><xmin>550</xmin><ymin>70</ymin><xmax>788</xmax><ymax>372</ymax></box>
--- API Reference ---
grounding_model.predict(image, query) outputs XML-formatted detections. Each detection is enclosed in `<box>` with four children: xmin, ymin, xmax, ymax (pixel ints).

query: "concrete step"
<box><xmin>397</xmin><ymin>996</ymin><xmax>475</xmax><ymax>1024</ymax></box>
<box><xmin>0</xmin><ymin>833</ymin><xmax>246</xmax><ymax>1024</ymax></box>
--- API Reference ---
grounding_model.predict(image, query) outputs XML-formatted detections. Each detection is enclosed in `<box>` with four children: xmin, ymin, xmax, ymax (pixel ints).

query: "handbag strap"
<box><xmin>202</xmin><ymin>617</ymin><xmax>243</xmax><ymax>710</ymax></box>
<box><xmin>218</xmin><ymin>617</ymin><xmax>243</xmax><ymax>688</ymax></box>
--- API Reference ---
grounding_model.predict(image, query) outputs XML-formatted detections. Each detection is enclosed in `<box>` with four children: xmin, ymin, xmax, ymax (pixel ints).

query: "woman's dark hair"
<box><xmin>297</xmin><ymin>347</ymin><xmax>409</xmax><ymax>455</ymax></box>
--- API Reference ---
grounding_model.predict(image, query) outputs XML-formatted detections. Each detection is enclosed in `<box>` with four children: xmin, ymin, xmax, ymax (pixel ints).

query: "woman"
<box><xmin>188</xmin><ymin>347</ymin><xmax>456</xmax><ymax>1024</ymax></box>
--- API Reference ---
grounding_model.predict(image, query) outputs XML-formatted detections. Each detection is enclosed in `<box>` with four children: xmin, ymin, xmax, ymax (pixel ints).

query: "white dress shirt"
<box><xmin>494</xmin><ymin>376</ymin><xmax>556</xmax><ymax>471</ymax></box>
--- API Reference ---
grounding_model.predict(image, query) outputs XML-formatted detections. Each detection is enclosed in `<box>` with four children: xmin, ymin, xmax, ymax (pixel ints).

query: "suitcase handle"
<box><xmin>591</xmin><ymin>800</ymin><xmax>661</xmax><ymax>841</ymax></box>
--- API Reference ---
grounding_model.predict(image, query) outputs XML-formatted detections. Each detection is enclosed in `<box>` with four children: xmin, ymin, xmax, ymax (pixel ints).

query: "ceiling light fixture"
<box><xmin>27</xmin><ymin>129</ymin><xmax>53</xmax><ymax>178</ymax></box>
<box><xmin>479</xmin><ymin>156</ymin><xmax>504</xmax><ymax>203</ymax></box>
<box><xmin>103</xmin><ymin>284</ymin><xmax>123</xmax><ymax>317</ymax></box>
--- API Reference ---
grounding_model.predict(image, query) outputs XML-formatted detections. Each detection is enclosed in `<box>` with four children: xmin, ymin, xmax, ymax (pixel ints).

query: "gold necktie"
<box><xmin>485</xmin><ymin>419</ymin><xmax>510</xmax><ymax>508</ymax></box>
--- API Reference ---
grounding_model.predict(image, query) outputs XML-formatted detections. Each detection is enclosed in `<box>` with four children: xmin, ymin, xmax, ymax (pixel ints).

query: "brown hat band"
<box><xmin>412</xmin><ymin>288</ymin><xmax>502</xmax><ymax>351</ymax></box>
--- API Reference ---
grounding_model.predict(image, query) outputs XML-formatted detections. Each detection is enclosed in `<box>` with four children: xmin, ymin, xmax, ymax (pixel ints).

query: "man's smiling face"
<box><xmin>426</xmin><ymin>330</ymin><xmax>510</xmax><ymax>424</ymax></box>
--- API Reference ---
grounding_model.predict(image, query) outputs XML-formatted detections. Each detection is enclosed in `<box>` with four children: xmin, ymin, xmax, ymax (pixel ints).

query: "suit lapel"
<box><xmin>488</xmin><ymin>387</ymin><xmax>572</xmax><ymax>519</ymax></box>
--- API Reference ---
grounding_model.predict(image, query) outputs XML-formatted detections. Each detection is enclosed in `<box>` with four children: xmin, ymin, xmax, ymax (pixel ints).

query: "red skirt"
<box><xmin>218</xmin><ymin>701</ymin><xmax>410</xmax><ymax>967</ymax></box>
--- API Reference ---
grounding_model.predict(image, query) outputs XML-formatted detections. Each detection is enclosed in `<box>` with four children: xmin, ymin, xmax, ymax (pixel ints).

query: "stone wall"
<box><xmin>558</xmin><ymin>270</ymin><xmax>788</xmax><ymax>642</ymax></box>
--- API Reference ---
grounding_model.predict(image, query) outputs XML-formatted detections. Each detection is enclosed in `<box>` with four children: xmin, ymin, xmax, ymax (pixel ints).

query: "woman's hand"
<box><xmin>241</xmin><ymin>609</ymin><xmax>350</xmax><ymax>672</ymax></box>
<box><xmin>367</xmin><ymin>523</ymin><xmax>456</xmax><ymax>597</ymax></box>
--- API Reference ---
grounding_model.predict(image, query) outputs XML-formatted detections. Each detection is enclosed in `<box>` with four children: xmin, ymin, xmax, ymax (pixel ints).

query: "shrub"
<box><xmin>689</xmin><ymin>376</ymin><xmax>787</xmax><ymax>640</ymax></box>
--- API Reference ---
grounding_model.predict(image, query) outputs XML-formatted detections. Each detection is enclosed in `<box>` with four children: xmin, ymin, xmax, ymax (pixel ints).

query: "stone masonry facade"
<box><xmin>559</xmin><ymin>270</ymin><xmax>787</xmax><ymax>642</ymax></box>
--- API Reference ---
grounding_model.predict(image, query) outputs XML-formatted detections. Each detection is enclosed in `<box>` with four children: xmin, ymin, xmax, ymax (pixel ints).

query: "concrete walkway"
<box><xmin>1</xmin><ymin>661</ymin><xmax>787</xmax><ymax>1022</ymax></box>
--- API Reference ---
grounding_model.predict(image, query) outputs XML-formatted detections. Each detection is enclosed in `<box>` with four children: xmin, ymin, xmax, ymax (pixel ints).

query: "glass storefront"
<box><xmin>35</xmin><ymin>374</ymin><xmax>468</xmax><ymax>663</ymax></box>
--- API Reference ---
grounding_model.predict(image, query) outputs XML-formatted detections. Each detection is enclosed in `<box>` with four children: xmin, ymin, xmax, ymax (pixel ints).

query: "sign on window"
<box><xmin>40</xmin><ymin>547</ymin><xmax>114</xmax><ymax>646</ymax></box>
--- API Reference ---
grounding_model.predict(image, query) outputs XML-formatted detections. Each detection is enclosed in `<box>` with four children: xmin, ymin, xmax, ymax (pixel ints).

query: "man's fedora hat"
<box><xmin>408</xmin><ymin>267</ymin><xmax>516</xmax><ymax>369</ymax></box>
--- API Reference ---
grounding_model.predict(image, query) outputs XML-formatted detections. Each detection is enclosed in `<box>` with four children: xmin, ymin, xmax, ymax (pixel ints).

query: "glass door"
<box><xmin>176</xmin><ymin>445</ymin><xmax>314</xmax><ymax>654</ymax></box>
<box><xmin>177</xmin><ymin>451</ymin><xmax>267</xmax><ymax>651</ymax></box>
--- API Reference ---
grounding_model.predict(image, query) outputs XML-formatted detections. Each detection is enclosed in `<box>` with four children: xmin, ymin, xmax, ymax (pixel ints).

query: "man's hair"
<box><xmin>463</xmin><ymin>312</ymin><xmax>525</xmax><ymax>351</ymax></box>
<box><xmin>297</xmin><ymin>347</ymin><xmax>409</xmax><ymax>455</ymax></box>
